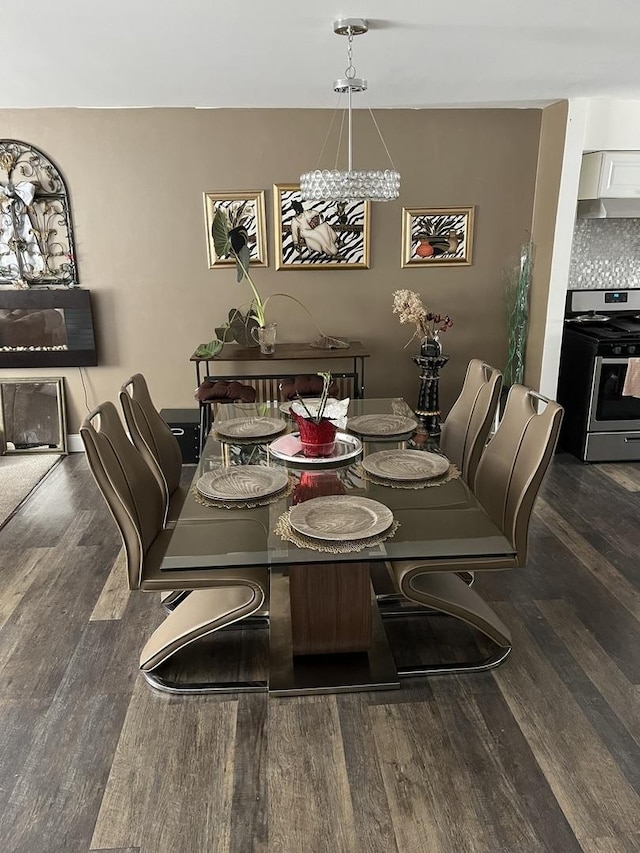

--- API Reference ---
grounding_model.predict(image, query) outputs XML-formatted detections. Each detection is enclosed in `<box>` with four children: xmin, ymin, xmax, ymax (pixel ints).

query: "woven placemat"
<box><xmin>274</xmin><ymin>510</ymin><xmax>400</xmax><ymax>554</ymax></box>
<box><xmin>191</xmin><ymin>475</ymin><xmax>295</xmax><ymax>509</ymax></box>
<box><xmin>354</xmin><ymin>462</ymin><xmax>460</xmax><ymax>490</ymax></box>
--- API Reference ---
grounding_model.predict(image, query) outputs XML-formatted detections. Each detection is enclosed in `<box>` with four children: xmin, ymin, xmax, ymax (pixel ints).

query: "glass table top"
<box><xmin>160</xmin><ymin>398</ymin><xmax>514</xmax><ymax>572</ymax></box>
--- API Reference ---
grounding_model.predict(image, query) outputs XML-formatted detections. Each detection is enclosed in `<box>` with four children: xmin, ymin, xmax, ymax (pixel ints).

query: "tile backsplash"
<box><xmin>567</xmin><ymin>219</ymin><xmax>640</xmax><ymax>289</ymax></box>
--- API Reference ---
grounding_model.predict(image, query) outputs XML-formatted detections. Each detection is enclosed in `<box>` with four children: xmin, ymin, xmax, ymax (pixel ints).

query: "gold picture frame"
<box><xmin>203</xmin><ymin>190</ymin><xmax>268</xmax><ymax>269</ymax></box>
<box><xmin>401</xmin><ymin>206</ymin><xmax>474</xmax><ymax>268</ymax></box>
<box><xmin>273</xmin><ymin>184</ymin><xmax>370</xmax><ymax>270</ymax></box>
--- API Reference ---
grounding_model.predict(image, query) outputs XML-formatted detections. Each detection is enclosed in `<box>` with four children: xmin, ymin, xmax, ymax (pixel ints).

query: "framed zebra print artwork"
<box><xmin>401</xmin><ymin>207</ymin><xmax>474</xmax><ymax>268</ymax></box>
<box><xmin>273</xmin><ymin>184</ymin><xmax>370</xmax><ymax>271</ymax></box>
<box><xmin>203</xmin><ymin>190</ymin><xmax>268</xmax><ymax>269</ymax></box>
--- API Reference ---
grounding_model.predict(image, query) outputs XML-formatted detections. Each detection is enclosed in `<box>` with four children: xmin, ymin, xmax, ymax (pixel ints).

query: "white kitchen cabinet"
<box><xmin>578</xmin><ymin>151</ymin><xmax>640</xmax><ymax>199</ymax></box>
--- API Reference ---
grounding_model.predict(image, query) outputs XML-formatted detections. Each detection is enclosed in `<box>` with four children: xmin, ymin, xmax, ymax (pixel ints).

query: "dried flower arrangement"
<box><xmin>392</xmin><ymin>289</ymin><xmax>453</xmax><ymax>348</ymax></box>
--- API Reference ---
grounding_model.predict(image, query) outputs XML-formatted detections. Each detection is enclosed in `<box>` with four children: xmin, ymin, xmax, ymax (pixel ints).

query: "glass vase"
<box><xmin>420</xmin><ymin>333</ymin><xmax>442</xmax><ymax>358</ymax></box>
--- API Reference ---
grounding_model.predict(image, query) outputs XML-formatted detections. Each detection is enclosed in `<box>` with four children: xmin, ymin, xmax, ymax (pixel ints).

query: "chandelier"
<box><xmin>300</xmin><ymin>19</ymin><xmax>400</xmax><ymax>203</ymax></box>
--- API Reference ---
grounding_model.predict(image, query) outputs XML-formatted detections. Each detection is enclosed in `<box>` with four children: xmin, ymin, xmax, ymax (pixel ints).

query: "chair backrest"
<box><xmin>474</xmin><ymin>384</ymin><xmax>563</xmax><ymax>563</ymax></box>
<box><xmin>80</xmin><ymin>401</ymin><xmax>165</xmax><ymax>590</ymax></box>
<box><xmin>440</xmin><ymin>360</ymin><xmax>503</xmax><ymax>487</ymax></box>
<box><xmin>120</xmin><ymin>374</ymin><xmax>183</xmax><ymax>507</ymax></box>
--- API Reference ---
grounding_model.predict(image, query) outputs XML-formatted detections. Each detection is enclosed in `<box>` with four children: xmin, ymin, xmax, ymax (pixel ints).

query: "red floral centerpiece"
<box><xmin>290</xmin><ymin>372</ymin><xmax>349</xmax><ymax>457</ymax></box>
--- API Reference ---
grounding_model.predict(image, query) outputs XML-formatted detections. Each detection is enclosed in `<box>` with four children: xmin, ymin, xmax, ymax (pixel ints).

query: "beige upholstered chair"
<box><xmin>119</xmin><ymin>373</ymin><xmax>187</xmax><ymax>527</ymax></box>
<box><xmin>80</xmin><ymin>401</ymin><xmax>268</xmax><ymax>694</ymax></box>
<box><xmin>439</xmin><ymin>359</ymin><xmax>503</xmax><ymax>489</ymax></box>
<box><xmin>388</xmin><ymin>385</ymin><xmax>563</xmax><ymax>677</ymax></box>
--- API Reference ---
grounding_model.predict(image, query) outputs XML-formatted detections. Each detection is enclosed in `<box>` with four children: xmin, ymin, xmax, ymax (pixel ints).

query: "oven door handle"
<box><xmin>598</xmin><ymin>357</ymin><xmax>632</xmax><ymax>365</ymax></box>
<box><xmin>624</xmin><ymin>436</ymin><xmax>640</xmax><ymax>442</ymax></box>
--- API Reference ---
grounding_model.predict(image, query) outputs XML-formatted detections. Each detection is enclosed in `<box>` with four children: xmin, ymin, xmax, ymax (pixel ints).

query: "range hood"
<box><xmin>577</xmin><ymin>152</ymin><xmax>640</xmax><ymax>218</ymax></box>
<box><xmin>577</xmin><ymin>197</ymin><xmax>640</xmax><ymax>219</ymax></box>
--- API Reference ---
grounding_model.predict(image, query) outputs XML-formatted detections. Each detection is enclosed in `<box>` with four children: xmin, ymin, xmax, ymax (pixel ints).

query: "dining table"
<box><xmin>158</xmin><ymin>397</ymin><xmax>515</xmax><ymax>696</ymax></box>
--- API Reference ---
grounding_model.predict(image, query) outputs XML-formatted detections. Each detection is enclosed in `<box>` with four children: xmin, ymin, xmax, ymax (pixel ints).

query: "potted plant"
<box><xmin>194</xmin><ymin>206</ymin><xmax>349</xmax><ymax>358</ymax></box>
<box><xmin>289</xmin><ymin>372</ymin><xmax>349</xmax><ymax>457</ymax></box>
<box><xmin>504</xmin><ymin>241</ymin><xmax>533</xmax><ymax>388</ymax></box>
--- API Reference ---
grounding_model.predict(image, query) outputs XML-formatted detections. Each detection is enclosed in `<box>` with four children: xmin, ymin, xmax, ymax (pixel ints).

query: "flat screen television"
<box><xmin>0</xmin><ymin>288</ymin><xmax>97</xmax><ymax>369</ymax></box>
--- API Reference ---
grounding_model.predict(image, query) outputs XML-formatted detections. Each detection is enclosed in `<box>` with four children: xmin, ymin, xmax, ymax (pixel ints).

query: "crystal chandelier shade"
<box><xmin>300</xmin><ymin>169</ymin><xmax>400</xmax><ymax>202</ymax></box>
<box><xmin>300</xmin><ymin>19</ymin><xmax>400</xmax><ymax>203</ymax></box>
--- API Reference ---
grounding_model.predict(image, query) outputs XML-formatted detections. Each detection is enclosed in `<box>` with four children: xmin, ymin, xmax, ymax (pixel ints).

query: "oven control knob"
<box><xmin>629</xmin><ymin>345</ymin><xmax>637</xmax><ymax>355</ymax></box>
<box><xmin>612</xmin><ymin>345</ymin><xmax>622</xmax><ymax>355</ymax></box>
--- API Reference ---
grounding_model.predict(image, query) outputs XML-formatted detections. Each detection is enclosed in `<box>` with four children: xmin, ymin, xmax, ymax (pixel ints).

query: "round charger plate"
<box><xmin>289</xmin><ymin>495</ymin><xmax>394</xmax><ymax>542</ymax></box>
<box><xmin>279</xmin><ymin>397</ymin><xmax>338</xmax><ymax>415</ymax></box>
<box><xmin>362</xmin><ymin>449</ymin><xmax>450</xmax><ymax>482</ymax></box>
<box><xmin>269</xmin><ymin>431</ymin><xmax>362</xmax><ymax>466</ymax></box>
<box><xmin>346</xmin><ymin>413</ymin><xmax>418</xmax><ymax>438</ymax></box>
<box><xmin>214</xmin><ymin>416</ymin><xmax>286</xmax><ymax>440</ymax></box>
<box><xmin>196</xmin><ymin>465</ymin><xmax>289</xmax><ymax>502</ymax></box>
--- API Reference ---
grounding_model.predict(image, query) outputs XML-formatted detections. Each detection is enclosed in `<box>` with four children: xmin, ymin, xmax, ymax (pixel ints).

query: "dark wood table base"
<box><xmin>268</xmin><ymin>566</ymin><xmax>400</xmax><ymax>697</ymax></box>
<box><xmin>289</xmin><ymin>561</ymin><xmax>372</xmax><ymax>655</ymax></box>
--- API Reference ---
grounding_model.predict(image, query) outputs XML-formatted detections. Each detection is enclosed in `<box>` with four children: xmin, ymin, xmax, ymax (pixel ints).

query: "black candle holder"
<box><xmin>412</xmin><ymin>337</ymin><xmax>449</xmax><ymax>438</ymax></box>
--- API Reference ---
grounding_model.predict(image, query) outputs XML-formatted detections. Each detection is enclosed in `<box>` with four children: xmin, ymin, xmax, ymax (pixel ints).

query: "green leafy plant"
<box><xmin>212</xmin><ymin>205</ymin><xmax>267</xmax><ymax>327</ymax></box>
<box><xmin>504</xmin><ymin>241</ymin><xmax>534</xmax><ymax>387</ymax></box>
<box><xmin>195</xmin><ymin>207</ymin><xmax>349</xmax><ymax>356</ymax></box>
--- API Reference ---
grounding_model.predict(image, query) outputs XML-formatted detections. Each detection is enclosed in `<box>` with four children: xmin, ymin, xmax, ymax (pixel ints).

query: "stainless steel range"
<box><xmin>557</xmin><ymin>289</ymin><xmax>640</xmax><ymax>462</ymax></box>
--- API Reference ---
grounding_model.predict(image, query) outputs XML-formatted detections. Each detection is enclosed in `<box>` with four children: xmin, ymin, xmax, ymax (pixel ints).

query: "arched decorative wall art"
<box><xmin>0</xmin><ymin>139</ymin><xmax>78</xmax><ymax>288</ymax></box>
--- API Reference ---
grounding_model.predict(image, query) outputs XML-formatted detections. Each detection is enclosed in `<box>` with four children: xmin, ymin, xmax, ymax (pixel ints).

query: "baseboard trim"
<box><xmin>67</xmin><ymin>434</ymin><xmax>84</xmax><ymax>453</ymax></box>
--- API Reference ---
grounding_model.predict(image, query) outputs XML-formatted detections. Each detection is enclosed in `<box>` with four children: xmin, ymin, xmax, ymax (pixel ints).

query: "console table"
<box><xmin>190</xmin><ymin>341</ymin><xmax>370</xmax><ymax>454</ymax></box>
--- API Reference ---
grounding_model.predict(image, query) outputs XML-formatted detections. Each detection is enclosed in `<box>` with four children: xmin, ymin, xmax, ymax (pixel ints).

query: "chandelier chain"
<box><xmin>345</xmin><ymin>30</ymin><xmax>356</xmax><ymax>80</ymax></box>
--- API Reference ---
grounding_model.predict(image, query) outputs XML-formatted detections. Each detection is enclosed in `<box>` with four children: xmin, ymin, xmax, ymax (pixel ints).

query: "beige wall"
<box><xmin>0</xmin><ymin>107</ymin><xmax>542</xmax><ymax>432</ymax></box>
<box><xmin>527</xmin><ymin>100</ymin><xmax>568</xmax><ymax>390</ymax></box>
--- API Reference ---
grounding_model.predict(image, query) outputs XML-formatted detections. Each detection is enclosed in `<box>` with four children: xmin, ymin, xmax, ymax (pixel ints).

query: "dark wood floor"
<box><xmin>0</xmin><ymin>452</ymin><xmax>638</xmax><ymax>852</ymax></box>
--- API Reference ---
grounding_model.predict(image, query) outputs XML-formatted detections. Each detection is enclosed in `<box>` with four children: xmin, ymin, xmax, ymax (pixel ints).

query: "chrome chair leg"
<box><xmin>142</xmin><ymin>671</ymin><xmax>267</xmax><ymax>694</ymax></box>
<box><xmin>397</xmin><ymin>645</ymin><xmax>511</xmax><ymax>678</ymax></box>
<box><xmin>141</xmin><ymin>585</ymin><xmax>267</xmax><ymax>695</ymax></box>
<box><xmin>384</xmin><ymin>570</ymin><xmax>512</xmax><ymax>678</ymax></box>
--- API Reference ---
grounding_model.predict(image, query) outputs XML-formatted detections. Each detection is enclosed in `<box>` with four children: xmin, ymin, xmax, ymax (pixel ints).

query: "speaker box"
<box><xmin>160</xmin><ymin>408</ymin><xmax>200</xmax><ymax>464</ymax></box>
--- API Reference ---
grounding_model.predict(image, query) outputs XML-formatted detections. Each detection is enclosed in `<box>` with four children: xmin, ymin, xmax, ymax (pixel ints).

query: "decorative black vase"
<box><xmin>412</xmin><ymin>335</ymin><xmax>449</xmax><ymax>438</ymax></box>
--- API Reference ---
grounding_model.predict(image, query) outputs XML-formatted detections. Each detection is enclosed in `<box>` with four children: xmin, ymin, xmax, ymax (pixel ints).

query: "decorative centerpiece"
<box><xmin>392</xmin><ymin>289</ymin><xmax>453</xmax><ymax>437</ymax></box>
<box><xmin>290</xmin><ymin>372</ymin><xmax>349</xmax><ymax>457</ymax></box>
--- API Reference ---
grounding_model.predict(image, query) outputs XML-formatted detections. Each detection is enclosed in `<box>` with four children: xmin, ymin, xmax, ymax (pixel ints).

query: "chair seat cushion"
<box><xmin>195</xmin><ymin>379</ymin><xmax>256</xmax><ymax>403</ymax></box>
<box><xmin>279</xmin><ymin>375</ymin><xmax>339</xmax><ymax>401</ymax></box>
<box><xmin>141</xmin><ymin>526</ymin><xmax>268</xmax><ymax>592</ymax></box>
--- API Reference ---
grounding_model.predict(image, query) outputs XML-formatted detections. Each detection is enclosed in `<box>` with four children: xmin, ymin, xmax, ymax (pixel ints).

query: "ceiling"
<box><xmin>5</xmin><ymin>1</ymin><xmax>640</xmax><ymax>110</ymax></box>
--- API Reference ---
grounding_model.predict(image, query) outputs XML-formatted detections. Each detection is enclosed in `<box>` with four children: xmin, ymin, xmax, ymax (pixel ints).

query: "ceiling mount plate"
<box><xmin>333</xmin><ymin>18</ymin><xmax>369</xmax><ymax>37</ymax></box>
<box><xmin>334</xmin><ymin>77</ymin><xmax>367</xmax><ymax>94</ymax></box>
